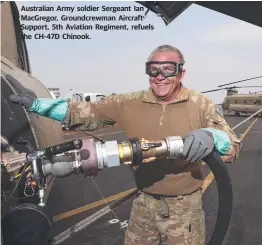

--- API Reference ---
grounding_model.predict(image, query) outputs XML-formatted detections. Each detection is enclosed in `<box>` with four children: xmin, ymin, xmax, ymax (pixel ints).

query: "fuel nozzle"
<box><xmin>117</xmin><ymin>136</ymin><xmax>184</xmax><ymax>166</ymax></box>
<box><xmin>44</xmin><ymin>136</ymin><xmax>184</xmax><ymax>178</ymax></box>
<box><xmin>80</xmin><ymin>136</ymin><xmax>184</xmax><ymax>176</ymax></box>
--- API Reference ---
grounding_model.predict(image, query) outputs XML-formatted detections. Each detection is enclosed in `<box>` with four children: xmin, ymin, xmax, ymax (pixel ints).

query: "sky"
<box><xmin>16</xmin><ymin>1</ymin><xmax>262</xmax><ymax>104</ymax></box>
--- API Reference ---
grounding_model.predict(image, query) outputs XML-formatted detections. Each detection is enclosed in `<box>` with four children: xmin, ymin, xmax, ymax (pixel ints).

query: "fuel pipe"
<box><xmin>1</xmin><ymin>136</ymin><xmax>233</xmax><ymax>245</ymax></box>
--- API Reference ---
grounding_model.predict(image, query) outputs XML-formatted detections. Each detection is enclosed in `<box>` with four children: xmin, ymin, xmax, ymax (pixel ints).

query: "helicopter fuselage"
<box><xmin>222</xmin><ymin>94</ymin><xmax>262</xmax><ymax>114</ymax></box>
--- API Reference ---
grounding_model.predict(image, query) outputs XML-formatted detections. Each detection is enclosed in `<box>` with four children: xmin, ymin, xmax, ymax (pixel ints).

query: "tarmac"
<box><xmin>45</xmin><ymin>116</ymin><xmax>262</xmax><ymax>245</ymax></box>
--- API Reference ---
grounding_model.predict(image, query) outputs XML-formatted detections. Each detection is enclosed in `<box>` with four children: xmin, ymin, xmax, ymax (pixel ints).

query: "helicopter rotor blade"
<box><xmin>217</xmin><ymin>75</ymin><xmax>262</xmax><ymax>87</ymax></box>
<box><xmin>201</xmin><ymin>88</ymin><xmax>226</xmax><ymax>93</ymax></box>
<box><xmin>201</xmin><ymin>85</ymin><xmax>262</xmax><ymax>93</ymax></box>
<box><xmin>233</xmin><ymin>86</ymin><xmax>262</xmax><ymax>88</ymax></box>
<box><xmin>251</xmin><ymin>91</ymin><xmax>262</xmax><ymax>94</ymax></box>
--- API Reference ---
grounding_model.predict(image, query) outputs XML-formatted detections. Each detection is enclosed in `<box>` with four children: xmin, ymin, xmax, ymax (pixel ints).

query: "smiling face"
<box><xmin>148</xmin><ymin>51</ymin><xmax>186</xmax><ymax>102</ymax></box>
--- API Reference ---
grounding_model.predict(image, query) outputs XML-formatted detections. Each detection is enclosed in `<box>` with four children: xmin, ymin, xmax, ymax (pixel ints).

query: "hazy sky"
<box><xmin>17</xmin><ymin>1</ymin><xmax>262</xmax><ymax>104</ymax></box>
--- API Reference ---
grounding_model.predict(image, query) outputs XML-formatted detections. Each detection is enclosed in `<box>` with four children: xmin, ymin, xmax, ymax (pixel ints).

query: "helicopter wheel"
<box><xmin>1</xmin><ymin>203</ymin><xmax>52</xmax><ymax>245</ymax></box>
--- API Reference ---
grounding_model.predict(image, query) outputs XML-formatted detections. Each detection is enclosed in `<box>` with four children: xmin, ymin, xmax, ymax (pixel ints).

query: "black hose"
<box><xmin>204</xmin><ymin>151</ymin><xmax>233</xmax><ymax>245</ymax></box>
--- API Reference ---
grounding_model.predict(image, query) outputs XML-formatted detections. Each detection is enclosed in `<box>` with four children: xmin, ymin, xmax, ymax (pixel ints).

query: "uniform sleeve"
<box><xmin>203</xmin><ymin>98</ymin><xmax>241</xmax><ymax>163</ymax></box>
<box><xmin>63</xmin><ymin>94</ymin><xmax>123</xmax><ymax>131</ymax></box>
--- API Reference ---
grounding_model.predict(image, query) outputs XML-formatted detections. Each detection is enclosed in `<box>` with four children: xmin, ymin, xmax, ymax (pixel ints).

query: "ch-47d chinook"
<box><xmin>201</xmin><ymin>76</ymin><xmax>262</xmax><ymax>116</ymax></box>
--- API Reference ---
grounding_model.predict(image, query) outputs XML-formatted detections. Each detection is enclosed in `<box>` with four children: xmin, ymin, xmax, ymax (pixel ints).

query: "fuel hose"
<box><xmin>204</xmin><ymin>151</ymin><xmax>233</xmax><ymax>245</ymax></box>
<box><xmin>128</xmin><ymin>137</ymin><xmax>233</xmax><ymax>245</ymax></box>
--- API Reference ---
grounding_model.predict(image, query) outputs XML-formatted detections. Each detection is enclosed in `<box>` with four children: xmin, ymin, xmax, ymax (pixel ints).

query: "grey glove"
<box><xmin>183</xmin><ymin>129</ymin><xmax>215</xmax><ymax>162</ymax></box>
<box><xmin>7</xmin><ymin>74</ymin><xmax>36</xmax><ymax>110</ymax></box>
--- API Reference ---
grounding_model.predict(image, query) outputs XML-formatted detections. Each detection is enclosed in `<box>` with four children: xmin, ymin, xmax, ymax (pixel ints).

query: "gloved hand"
<box><xmin>183</xmin><ymin>129</ymin><xmax>215</xmax><ymax>162</ymax></box>
<box><xmin>10</xmin><ymin>91</ymin><xmax>36</xmax><ymax>111</ymax></box>
<box><xmin>7</xmin><ymin>74</ymin><xmax>37</xmax><ymax>111</ymax></box>
<box><xmin>8</xmin><ymin>74</ymin><xmax>68</xmax><ymax>122</ymax></box>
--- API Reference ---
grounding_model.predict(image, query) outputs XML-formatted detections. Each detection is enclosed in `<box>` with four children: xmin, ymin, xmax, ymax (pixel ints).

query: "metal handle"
<box><xmin>44</xmin><ymin>139</ymin><xmax>82</xmax><ymax>157</ymax></box>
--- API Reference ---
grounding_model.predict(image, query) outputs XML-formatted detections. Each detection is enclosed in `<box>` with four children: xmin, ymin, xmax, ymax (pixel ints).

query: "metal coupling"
<box><xmin>95</xmin><ymin>140</ymin><xmax>120</xmax><ymax>169</ymax></box>
<box><xmin>164</xmin><ymin>136</ymin><xmax>184</xmax><ymax>159</ymax></box>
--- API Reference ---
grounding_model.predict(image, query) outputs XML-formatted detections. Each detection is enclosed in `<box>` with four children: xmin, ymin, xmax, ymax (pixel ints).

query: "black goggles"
<box><xmin>145</xmin><ymin>61</ymin><xmax>184</xmax><ymax>78</ymax></box>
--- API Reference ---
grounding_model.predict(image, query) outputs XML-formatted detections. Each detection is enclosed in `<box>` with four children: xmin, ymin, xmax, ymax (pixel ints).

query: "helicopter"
<box><xmin>201</xmin><ymin>76</ymin><xmax>262</xmax><ymax>116</ymax></box>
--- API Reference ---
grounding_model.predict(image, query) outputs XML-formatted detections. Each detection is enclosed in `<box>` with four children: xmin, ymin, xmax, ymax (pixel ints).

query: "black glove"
<box><xmin>183</xmin><ymin>129</ymin><xmax>215</xmax><ymax>162</ymax></box>
<box><xmin>7</xmin><ymin>74</ymin><xmax>37</xmax><ymax>110</ymax></box>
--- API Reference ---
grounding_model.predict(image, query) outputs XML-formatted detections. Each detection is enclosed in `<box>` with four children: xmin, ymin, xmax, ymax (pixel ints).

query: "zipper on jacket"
<box><xmin>159</xmin><ymin>104</ymin><xmax>166</xmax><ymax>126</ymax></box>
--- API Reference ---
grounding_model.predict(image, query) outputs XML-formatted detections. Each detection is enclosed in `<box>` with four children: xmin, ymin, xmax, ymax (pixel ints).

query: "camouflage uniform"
<box><xmin>63</xmin><ymin>85</ymin><xmax>240</xmax><ymax>245</ymax></box>
<box><xmin>125</xmin><ymin>190</ymin><xmax>205</xmax><ymax>245</ymax></box>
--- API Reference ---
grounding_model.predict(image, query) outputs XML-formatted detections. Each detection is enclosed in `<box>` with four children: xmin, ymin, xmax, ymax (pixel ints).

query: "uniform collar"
<box><xmin>142</xmin><ymin>84</ymin><xmax>190</xmax><ymax>105</ymax></box>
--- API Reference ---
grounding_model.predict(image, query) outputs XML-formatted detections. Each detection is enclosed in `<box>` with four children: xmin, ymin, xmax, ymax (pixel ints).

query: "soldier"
<box><xmin>9</xmin><ymin>45</ymin><xmax>240</xmax><ymax>245</ymax></box>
